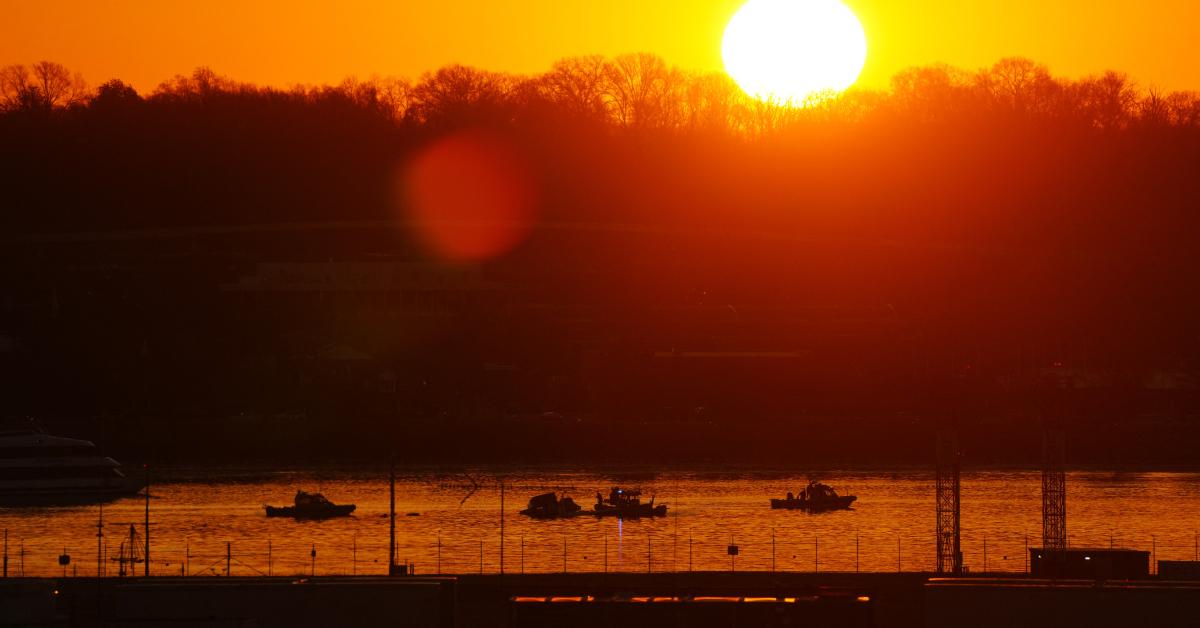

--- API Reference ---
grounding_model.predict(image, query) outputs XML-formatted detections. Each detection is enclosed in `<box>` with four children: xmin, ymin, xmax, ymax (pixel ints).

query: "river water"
<box><xmin>2</xmin><ymin>467</ymin><xmax>1198</xmax><ymax>577</ymax></box>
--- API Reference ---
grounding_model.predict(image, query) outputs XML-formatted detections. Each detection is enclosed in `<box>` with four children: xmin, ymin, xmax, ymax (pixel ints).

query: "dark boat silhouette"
<box><xmin>770</xmin><ymin>480</ymin><xmax>856</xmax><ymax>511</ymax></box>
<box><xmin>0</xmin><ymin>421</ymin><xmax>143</xmax><ymax>505</ymax></box>
<box><xmin>592</xmin><ymin>487</ymin><xmax>667</xmax><ymax>518</ymax></box>
<box><xmin>265</xmin><ymin>490</ymin><xmax>355</xmax><ymax>519</ymax></box>
<box><xmin>519</xmin><ymin>492</ymin><xmax>583</xmax><ymax>519</ymax></box>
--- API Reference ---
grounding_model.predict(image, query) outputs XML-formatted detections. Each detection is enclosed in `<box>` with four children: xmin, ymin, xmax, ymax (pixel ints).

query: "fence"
<box><xmin>3</xmin><ymin>527</ymin><xmax>1196</xmax><ymax>579</ymax></box>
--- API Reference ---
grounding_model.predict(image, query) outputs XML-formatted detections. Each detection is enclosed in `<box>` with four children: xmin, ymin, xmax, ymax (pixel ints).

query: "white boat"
<box><xmin>0</xmin><ymin>424</ymin><xmax>143</xmax><ymax>505</ymax></box>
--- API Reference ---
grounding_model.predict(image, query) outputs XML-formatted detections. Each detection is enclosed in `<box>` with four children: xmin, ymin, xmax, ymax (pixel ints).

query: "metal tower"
<box><xmin>1041</xmin><ymin>425</ymin><xmax>1067</xmax><ymax>551</ymax></box>
<box><xmin>936</xmin><ymin>429</ymin><xmax>962</xmax><ymax>574</ymax></box>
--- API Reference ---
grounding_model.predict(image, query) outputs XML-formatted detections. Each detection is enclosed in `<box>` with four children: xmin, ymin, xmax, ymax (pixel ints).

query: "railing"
<box><xmin>3</xmin><ymin>528</ymin><xmax>1193</xmax><ymax>578</ymax></box>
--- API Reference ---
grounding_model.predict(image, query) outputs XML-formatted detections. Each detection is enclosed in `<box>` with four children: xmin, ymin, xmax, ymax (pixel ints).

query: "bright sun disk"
<box><xmin>722</xmin><ymin>0</ymin><xmax>868</xmax><ymax>105</ymax></box>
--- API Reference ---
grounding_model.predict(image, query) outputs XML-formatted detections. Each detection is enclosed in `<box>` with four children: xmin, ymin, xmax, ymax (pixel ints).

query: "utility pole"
<box><xmin>771</xmin><ymin>529</ymin><xmax>776</xmax><ymax>573</ymax></box>
<box><xmin>96</xmin><ymin>504</ymin><xmax>104</xmax><ymax>578</ymax></box>
<box><xmin>388</xmin><ymin>458</ymin><xmax>396</xmax><ymax>575</ymax></box>
<box><xmin>144</xmin><ymin>464</ymin><xmax>150</xmax><ymax>577</ymax></box>
<box><xmin>499</xmin><ymin>478</ymin><xmax>505</xmax><ymax>576</ymax></box>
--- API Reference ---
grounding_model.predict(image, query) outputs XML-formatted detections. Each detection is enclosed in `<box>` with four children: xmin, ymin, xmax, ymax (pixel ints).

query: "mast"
<box><xmin>388</xmin><ymin>457</ymin><xmax>396</xmax><ymax>574</ymax></box>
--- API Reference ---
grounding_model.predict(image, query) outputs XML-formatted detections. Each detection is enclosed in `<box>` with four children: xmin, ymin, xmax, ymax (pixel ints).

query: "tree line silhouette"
<box><xmin>1</xmin><ymin>55</ymin><xmax>1197</xmax><ymax>237</ymax></box>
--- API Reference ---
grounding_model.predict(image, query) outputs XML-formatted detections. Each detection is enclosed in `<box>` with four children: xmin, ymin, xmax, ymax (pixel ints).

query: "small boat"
<box><xmin>519</xmin><ymin>492</ymin><xmax>583</xmax><ymax>519</ymax></box>
<box><xmin>771</xmin><ymin>480</ymin><xmax>856</xmax><ymax>511</ymax></box>
<box><xmin>265</xmin><ymin>490</ymin><xmax>356</xmax><ymax>519</ymax></box>
<box><xmin>592</xmin><ymin>487</ymin><xmax>667</xmax><ymax>518</ymax></box>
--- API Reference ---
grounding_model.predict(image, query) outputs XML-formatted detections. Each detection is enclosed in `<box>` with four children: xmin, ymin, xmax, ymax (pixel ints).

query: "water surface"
<box><xmin>2</xmin><ymin>467</ymin><xmax>1197</xmax><ymax>577</ymax></box>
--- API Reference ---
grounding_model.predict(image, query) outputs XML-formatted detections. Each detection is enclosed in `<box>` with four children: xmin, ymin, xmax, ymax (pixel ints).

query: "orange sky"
<box><xmin>3</xmin><ymin>1</ymin><xmax>1198</xmax><ymax>94</ymax></box>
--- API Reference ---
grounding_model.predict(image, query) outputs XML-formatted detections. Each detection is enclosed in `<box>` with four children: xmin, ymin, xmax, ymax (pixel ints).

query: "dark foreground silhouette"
<box><xmin>0</xmin><ymin>56</ymin><xmax>1197</xmax><ymax>464</ymax></box>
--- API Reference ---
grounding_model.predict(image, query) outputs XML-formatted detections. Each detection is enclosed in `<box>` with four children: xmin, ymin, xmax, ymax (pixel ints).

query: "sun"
<box><xmin>722</xmin><ymin>0</ymin><xmax>867</xmax><ymax>105</ymax></box>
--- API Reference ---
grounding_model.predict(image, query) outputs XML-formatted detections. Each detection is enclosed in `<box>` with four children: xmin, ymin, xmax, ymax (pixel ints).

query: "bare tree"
<box><xmin>888</xmin><ymin>64</ymin><xmax>975</xmax><ymax>121</ymax></box>
<box><xmin>408</xmin><ymin>64</ymin><xmax>511</xmax><ymax>124</ymax></box>
<box><xmin>602</xmin><ymin>53</ymin><xmax>685</xmax><ymax>129</ymax></box>
<box><xmin>0</xmin><ymin>64</ymin><xmax>34</xmax><ymax>111</ymax></box>
<box><xmin>681</xmin><ymin>71</ymin><xmax>744</xmax><ymax>132</ymax></box>
<box><xmin>538</xmin><ymin>55</ymin><xmax>611</xmax><ymax>121</ymax></box>
<box><xmin>0</xmin><ymin>62</ymin><xmax>86</xmax><ymax>111</ymax></box>
<box><xmin>1164</xmin><ymin>91</ymin><xmax>1200</xmax><ymax>127</ymax></box>
<box><xmin>1074</xmin><ymin>71</ymin><xmax>1139</xmax><ymax>130</ymax></box>
<box><xmin>976</xmin><ymin>57</ymin><xmax>1061</xmax><ymax>117</ymax></box>
<box><xmin>30</xmin><ymin>61</ymin><xmax>88</xmax><ymax>108</ymax></box>
<box><xmin>336</xmin><ymin>76</ymin><xmax>412</xmax><ymax>122</ymax></box>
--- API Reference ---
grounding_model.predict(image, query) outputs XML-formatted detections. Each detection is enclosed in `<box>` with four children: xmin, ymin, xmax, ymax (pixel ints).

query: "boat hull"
<box><xmin>770</xmin><ymin>496</ymin><xmax>856</xmax><ymax>511</ymax></box>
<box><xmin>0</xmin><ymin>484</ymin><xmax>143</xmax><ymax>507</ymax></box>
<box><xmin>519</xmin><ymin>508</ymin><xmax>584</xmax><ymax>520</ymax></box>
<box><xmin>265</xmin><ymin>504</ymin><xmax>356</xmax><ymax>519</ymax></box>
<box><xmin>591</xmin><ymin>504</ymin><xmax>668</xmax><ymax>518</ymax></box>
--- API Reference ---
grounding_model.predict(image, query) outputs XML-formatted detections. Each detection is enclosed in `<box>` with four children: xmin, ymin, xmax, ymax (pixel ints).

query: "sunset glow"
<box><xmin>1</xmin><ymin>2</ymin><xmax>1198</xmax><ymax>93</ymax></box>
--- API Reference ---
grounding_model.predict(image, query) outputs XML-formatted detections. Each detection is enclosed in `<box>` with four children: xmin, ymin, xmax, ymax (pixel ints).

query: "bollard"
<box><xmin>311</xmin><ymin>543</ymin><xmax>317</xmax><ymax>577</ymax></box>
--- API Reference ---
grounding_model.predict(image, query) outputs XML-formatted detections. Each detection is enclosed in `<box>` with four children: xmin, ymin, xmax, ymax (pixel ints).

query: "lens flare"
<box><xmin>401</xmin><ymin>131</ymin><xmax>537</xmax><ymax>263</ymax></box>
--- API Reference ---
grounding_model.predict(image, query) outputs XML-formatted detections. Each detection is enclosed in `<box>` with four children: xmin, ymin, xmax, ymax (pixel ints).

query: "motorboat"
<box><xmin>592</xmin><ymin>487</ymin><xmax>667</xmax><ymax>518</ymax></box>
<box><xmin>771</xmin><ymin>480</ymin><xmax>856</xmax><ymax>511</ymax></box>
<box><xmin>265</xmin><ymin>490</ymin><xmax>356</xmax><ymax>519</ymax></box>
<box><xmin>0</xmin><ymin>422</ymin><xmax>142</xmax><ymax>505</ymax></box>
<box><xmin>519</xmin><ymin>492</ymin><xmax>583</xmax><ymax>519</ymax></box>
